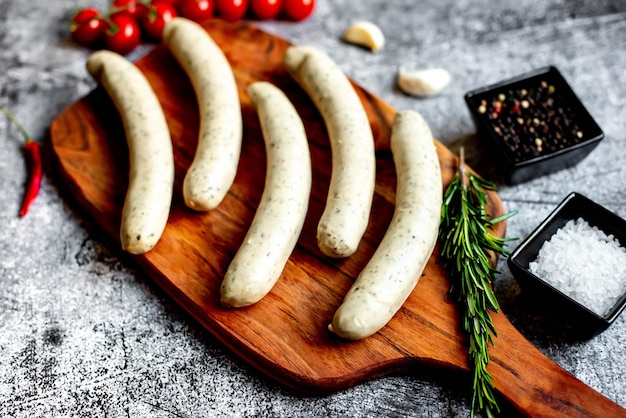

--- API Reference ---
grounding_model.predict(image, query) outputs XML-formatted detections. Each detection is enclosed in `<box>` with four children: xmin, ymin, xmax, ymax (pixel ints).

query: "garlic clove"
<box><xmin>341</xmin><ymin>21</ymin><xmax>385</xmax><ymax>52</ymax></box>
<box><xmin>397</xmin><ymin>68</ymin><xmax>451</xmax><ymax>97</ymax></box>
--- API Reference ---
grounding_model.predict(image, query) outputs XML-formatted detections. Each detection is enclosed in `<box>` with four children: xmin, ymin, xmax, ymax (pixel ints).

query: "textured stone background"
<box><xmin>1</xmin><ymin>0</ymin><xmax>625</xmax><ymax>416</ymax></box>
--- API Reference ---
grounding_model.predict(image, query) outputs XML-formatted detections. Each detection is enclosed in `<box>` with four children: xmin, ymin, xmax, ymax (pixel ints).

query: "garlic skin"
<box><xmin>397</xmin><ymin>68</ymin><xmax>451</xmax><ymax>97</ymax></box>
<box><xmin>341</xmin><ymin>21</ymin><xmax>385</xmax><ymax>52</ymax></box>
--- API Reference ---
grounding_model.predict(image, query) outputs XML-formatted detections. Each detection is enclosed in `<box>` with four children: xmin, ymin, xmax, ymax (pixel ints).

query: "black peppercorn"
<box><xmin>476</xmin><ymin>79</ymin><xmax>585</xmax><ymax>163</ymax></box>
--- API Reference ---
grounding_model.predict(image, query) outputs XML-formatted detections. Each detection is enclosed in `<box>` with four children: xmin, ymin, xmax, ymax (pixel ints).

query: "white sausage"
<box><xmin>163</xmin><ymin>18</ymin><xmax>242</xmax><ymax>211</ymax></box>
<box><xmin>86</xmin><ymin>50</ymin><xmax>174</xmax><ymax>255</ymax></box>
<box><xmin>328</xmin><ymin>110</ymin><xmax>442</xmax><ymax>339</ymax></box>
<box><xmin>283</xmin><ymin>46</ymin><xmax>376</xmax><ymax>259</ymax></box>
<box><xmin>220</xmin><ymin>81</ymin><xmax>312</xmax><ymax>308</ymax></box>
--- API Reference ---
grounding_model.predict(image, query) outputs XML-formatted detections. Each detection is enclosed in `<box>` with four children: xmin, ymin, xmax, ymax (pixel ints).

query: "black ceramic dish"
<box><xmin>508</xmin><ymin>192</ymin><xmax>626</xmax><ymax>338</ymax></box>
<box><xmin>465</xmin><ymin>66</ymin><xmax>604</xmax><ymax>184</ymax></box>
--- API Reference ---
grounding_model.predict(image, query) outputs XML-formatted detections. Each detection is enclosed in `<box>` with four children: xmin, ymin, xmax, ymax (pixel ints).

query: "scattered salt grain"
<box><xmin>529</xmin><ymin>217</ymin><xmax>626</xmax><ymax>317</ymax></box>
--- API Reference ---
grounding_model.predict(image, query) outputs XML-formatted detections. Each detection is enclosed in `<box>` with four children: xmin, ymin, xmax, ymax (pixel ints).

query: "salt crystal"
<box><xmin>529</xmin><ymin>218</ymin><xmax>626</xmax><ymax>317</ymax></box>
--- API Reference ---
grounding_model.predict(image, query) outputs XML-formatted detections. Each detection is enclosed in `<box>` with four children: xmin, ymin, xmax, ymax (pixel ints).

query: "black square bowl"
<box><xmin>507</xmin><ymin>192</ymin><xmax>626</xmax><ymax>338</ymax></box>
<box><xmin>465</xmin><ymin>66</ymin><xmax>604</xmax><ymax>184</ymax></box>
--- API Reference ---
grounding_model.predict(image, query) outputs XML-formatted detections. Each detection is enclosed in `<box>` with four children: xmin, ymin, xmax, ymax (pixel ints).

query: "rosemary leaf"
<box><xmin>438</xmin><ymin>148</ymin><xmax>517</xmax><ymax>417</ymax></box>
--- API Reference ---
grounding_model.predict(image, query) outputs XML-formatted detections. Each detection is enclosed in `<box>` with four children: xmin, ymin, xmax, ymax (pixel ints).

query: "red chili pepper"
<box><xmin>2</xmin><ymin>107</ymin><xmax>43</xmax><ymax>217</ymax></box>
<box><xmin>19</xmin><ymin>140</ymin><xmax>43</xmax><ymax>217</ymax></box>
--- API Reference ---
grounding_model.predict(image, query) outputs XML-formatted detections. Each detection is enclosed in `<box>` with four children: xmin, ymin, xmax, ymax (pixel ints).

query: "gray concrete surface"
<box><xmin>1</xmin><ymin>0</ymin><xmax>625</xmax><ymax>416</ymax></box>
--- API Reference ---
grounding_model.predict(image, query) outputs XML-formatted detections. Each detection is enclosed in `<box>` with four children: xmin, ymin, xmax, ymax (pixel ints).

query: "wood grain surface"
<box><xmin>49</xmin><ymin>20</ymin><xmax>625</xmax><ymax>417</ymax></box>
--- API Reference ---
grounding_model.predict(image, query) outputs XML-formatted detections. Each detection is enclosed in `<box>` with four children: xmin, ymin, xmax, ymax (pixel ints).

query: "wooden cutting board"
<box><xmin>49</xmin><ymin>20</ymin><xmax>625</xmax><ymax>417</ymax></box>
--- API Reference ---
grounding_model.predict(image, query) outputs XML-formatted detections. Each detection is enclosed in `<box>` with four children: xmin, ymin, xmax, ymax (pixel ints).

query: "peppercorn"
<box><xmin>475</xmin><ymin>79</ymin><xmax>585</xmax><ymax>163</ymax></box>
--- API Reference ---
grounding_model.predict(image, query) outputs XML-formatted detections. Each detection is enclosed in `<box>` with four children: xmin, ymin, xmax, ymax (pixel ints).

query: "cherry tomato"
<box><xmin>104</xmin><ymin>15</ymin><xmax>141</xmax><ymax>55</ymax></box>
<box><xmin>282</xmin><ymin>0</ymin><xmax>314</xmax><ymax>21</ymax></box>
<box><xmin>70</xmin><ymin>8</ymin><xmax>106</xmax><ymax>47</ymax></box>
<box><xmin>179</xmin><ymin>0</ymin><xmax>215</xmax><ymax>23</ymax></box>
<box><xmin>110</xmin><ymin>0</ymin><xmax>140</xmax><ymax>19</ymax></box>
<box><xmin>72</xmin><ymin>7</ymin><xmax>100</xmax><ymax>25</ymax></box>
<box><xmin>250</xmin><ymin>0</ymin><xmax>281</xmax><ymax>20</ymax></box>
<box><xmin>216</xmin><ymin>0</ymin><xmax>248</xmax><ymax>21</ymax></box>
<box><xmin>139</xmin><ymin>1</ymin><xmax>178</xmax><ymax>39</ymax></box>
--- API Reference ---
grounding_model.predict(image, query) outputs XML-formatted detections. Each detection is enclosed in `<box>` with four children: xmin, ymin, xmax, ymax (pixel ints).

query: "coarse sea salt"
<box><xmin>529</xmin><ymin>217</ymin><xmax>626</xmax><ymax>317</ymax></box>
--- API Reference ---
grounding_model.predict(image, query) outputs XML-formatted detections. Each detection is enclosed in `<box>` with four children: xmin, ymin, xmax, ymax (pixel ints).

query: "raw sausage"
<box><xmin>329</xmin><ymin>110</ymin><xmax>442</xmax><ymax>339</ymax></box>
<box><xmin>163</xmin><ymin>18</ymin><xmax>242</xmax><ymax>211</ymax></box>
<box><xmin>86</xmin><ymin>50</ymin><xmax>174</xmax><ymax>254</ymax></box>
<box><xmin>220</xmin><ymin>81</ymin><xmax>312</xmax><ymax>308</ymax></box>
<box><xmin>283</xmin><ymin>46</ymin><xmax>375</xmax><ymax>258</ymax></box>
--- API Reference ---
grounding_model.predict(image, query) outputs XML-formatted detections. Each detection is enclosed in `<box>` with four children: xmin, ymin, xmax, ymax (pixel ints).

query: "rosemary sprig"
<box><xmin>438</xmin><ymin>148</ymin><xmax>517</xmax><ymax>418</ymax></box>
